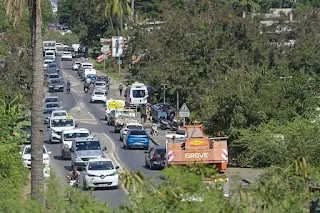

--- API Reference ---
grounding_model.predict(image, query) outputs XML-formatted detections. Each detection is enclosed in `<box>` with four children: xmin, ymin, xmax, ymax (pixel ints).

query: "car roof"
<box><xmin>95</xmin><ymin>81</ymin><xmax>105</xmax><ymax>84</ymax></box>
<box><xmin>52</xmin><ymin>110</ymin><xmax>67</xmax><ymax>113</ymax></box>
<box><xmin>23</xmin><ymin>145</ymin><xmax>46</xmax><ymax>149</ymax></box>
<box><xmin>126</xmin><ymin>123</ymin><xmax>142</xmax><ymax>126</ymax></box>
<box><xmin>88</xmin><ymin>158</ymin><xmax>112</xmax><ymax>162</ymax></box>
<box><xmin>154</xmin><ymin>145</ymin><xmax>166</xmax><ymax>149</ymax></box>
<box><xmin>62</xmin><ymin>128</ymin><xmax>89</xmax><ymax>134</ymax></box>
<box><xmin>73</xmin><ymin>136</ymin><xmax>99</xmax><ymax>142</ymax></box>
<box><xmin>44</xmin><ymin>107</ymin><xmax>60</xmax><ymax>112</ymax></box>
<box><xmin>45</xmin><ymin>96</ymin><xmax>59</xmax><ymax>99</ymax></box>
<box><xmin>51</xmin><ymin>115</ymin><xmax>73</xmax><ymax>119</ymax></box>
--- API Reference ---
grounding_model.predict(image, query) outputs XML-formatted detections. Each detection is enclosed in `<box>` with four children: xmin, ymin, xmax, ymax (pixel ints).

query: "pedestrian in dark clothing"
<box><xmin>140</xmin><ymin>105</ymin><xmax>147</xmax><ymax>123</ymax></box>
<box><xmin>119</xmin><ymin>83</ymin><xmax>123</xmax><ymax>96</ymax></box>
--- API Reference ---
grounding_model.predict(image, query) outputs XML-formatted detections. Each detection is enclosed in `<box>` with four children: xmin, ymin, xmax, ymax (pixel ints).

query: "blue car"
<box><xmin>123</xmin><ymin>129</ymin><xmax>149</xmax><ymax>150</ymax></box>
<box><xmin>87</xmin><ymin>74</ymin><xmax>96</xmax><ymax>84</ymax></box>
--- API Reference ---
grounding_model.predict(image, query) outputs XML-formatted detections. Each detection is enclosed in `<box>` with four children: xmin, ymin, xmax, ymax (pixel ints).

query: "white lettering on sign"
<box><xmin>185</xmin><ymin>153</ymin><xmax>209</xmax><ymax>159</ymax></box>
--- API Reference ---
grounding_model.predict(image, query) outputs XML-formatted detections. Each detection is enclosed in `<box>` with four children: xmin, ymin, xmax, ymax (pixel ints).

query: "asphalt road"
<box><xmin>44</xmin><ymin>56</ymin><xmax>161</xmax><ymax>208</ymax></box>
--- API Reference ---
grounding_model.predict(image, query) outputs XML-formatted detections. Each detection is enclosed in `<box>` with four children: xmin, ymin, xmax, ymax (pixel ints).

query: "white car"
<box><xmin>20</xmin><ymin>145</ymin><xmax>51</xmax><ymax>168</ymax></box>
<box><xmin>120</xmin><ymin>123</ymin><xmax>144</xmax><ymax>141</ymax></box>
<box><xmin>72</xmin><ymin>61</ymin><xmax>81</xmax><ymax>70</ymax></box>
<box><xmin>90</xmin><ymin>89</ymin><xmax>107</xmax><ymax>103</ymax></box>
<box><xmin>83</xmin><ymin>158</ymin><xmax>119</xmax><ymax>189</ymax></box>
<box><xmin>61</xmin><ymin>52</ymin><xmax>72</xmax><ymax>61</ymax></box>
<box><xmin>50</xmin><ymin>110</ymin><xmax>68</xmax><ymax>119</ymax></box>
<box><xmin>94</xmin><ymin>81</ymin><xmax>107</xmax><ymax>93</ymax></box>
<box><xmin>44</xmin><ymin>59</ymin><xmax>54</xmax><ymax>68</ymax></box>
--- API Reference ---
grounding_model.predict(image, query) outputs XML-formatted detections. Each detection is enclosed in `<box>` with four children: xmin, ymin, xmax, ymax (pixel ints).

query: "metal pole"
<box><xmin>120</xmin><ymin>1</ymin><xmax>123</xmax><ymax>35</ymax></box>
<box><xmin>183</xmin><ymin>117</ymin><xmax>185</xmax><ymax>127</ymax></box>
<box><xmin>103</xmin><ymin>57</ymin><xmax>106</xmax><ymax>71</ymax></box>
<box><xmin>131</xmin><ymin>0</ymin><xmax>135</xmax><ymax>21</ymax></box>
<box><xmin>163</xmin><ymin>85</ymin><xmax>166</xmax><ymax>104</ymax></box>
<box><xmin>118</xmin><ymin>56</ymin><xmax>121</xmax><ymax>78</ymax></box>
<box><xmin>176</xmin><ymin>90</ymin><xmax>179</xmax><ymax>109</ymax></box>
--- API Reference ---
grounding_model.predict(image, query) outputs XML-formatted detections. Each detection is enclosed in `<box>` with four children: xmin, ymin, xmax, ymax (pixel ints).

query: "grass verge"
<box><xmin>90</xmin><ymin>57</ymin><xmax>125</xmax><ymax>82</ymax></box>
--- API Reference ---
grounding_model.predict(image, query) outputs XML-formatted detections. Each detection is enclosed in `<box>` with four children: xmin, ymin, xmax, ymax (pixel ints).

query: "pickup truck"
<box><xmin>113</xmin><ymin>109</ymin><xmax>137</xmax><ymax>133</ymax></box>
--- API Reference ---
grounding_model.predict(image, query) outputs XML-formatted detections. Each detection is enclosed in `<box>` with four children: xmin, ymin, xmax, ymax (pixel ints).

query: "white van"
<box><xmin>82</xmin><ymin>68</ymin><xmax>96</xmax><ymax>81</ymax></box>
<box><xmin>48</xmin><ymin>115</ymin><xmax>76</xmax><ymax>143</ymax></box>
<box><xmin>79</xmin><ymin>63</ymin><xmax>93</xmax><ymax>76</ymax></box>
<box><xmin>125</xmin><ymin>82</ymin><xmax>149</xmax><ymax>107</ymax></box>
<box><xmin>60</xmin><ymin>128</ymin><xmax>90</xmax><ymax>159</ymax></box>
<box><xmin>104</xmin><ymin>99</ymin><xmax>125</xmax><ymax>121</ymax></box>
<box><xmin>45</xmin><ymin>50</ymin><xmax>56</xmax><ymax>60</ymax></box>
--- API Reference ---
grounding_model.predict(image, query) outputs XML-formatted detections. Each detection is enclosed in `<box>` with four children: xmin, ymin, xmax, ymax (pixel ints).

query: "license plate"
<box><xmin>99</xmin><ymin>184</ymin><xmax>110</xmax><ymax>187</ymax></box>
<box><xmin>55</xmin><ymin>87</ymin><xmax>60</xmax><ymax>89</ymax></box>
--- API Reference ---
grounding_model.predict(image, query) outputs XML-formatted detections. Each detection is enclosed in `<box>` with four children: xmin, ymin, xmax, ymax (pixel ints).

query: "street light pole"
<box><xmin>161</xmin><ymin>84</ymin><xmax>168</xmax><ymax>104</ymax></box>
<box><xmin>131</xmin><ymin>0</ymin><xmax>135</xmax><ymax>22</ymax></box>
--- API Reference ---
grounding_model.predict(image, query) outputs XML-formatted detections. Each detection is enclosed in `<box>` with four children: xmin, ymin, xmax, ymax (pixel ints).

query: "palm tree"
<box><xmin>5</xmin><ymin>0</ymin><xmax>45</xmax><ymax>204</ymax></box>
<box><xmin>104</xmin><ymin>0</ymin><xmax>131</xmax><ymax>35</ymax></box>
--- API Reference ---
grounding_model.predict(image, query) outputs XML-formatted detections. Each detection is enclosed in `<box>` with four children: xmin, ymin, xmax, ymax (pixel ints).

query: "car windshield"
<box><xmin>43</xmin><ymin>109</ymin><xmax>55</xmax><ymax>114</ymax></box>
<box><xmin>94</xmin><ymin>91</ymin><xmax>105</xmax><ymax>95</ymax></box>
<box><xmin>45</xmin><ymin>98</ymin><xmax>58</xmax><ymax>103</ymax></box>
<box><xmin>50</xmin><ymin>79</ymin><xmax>61</xmax><ymax>84</ymax></box>
<box><xmin>51</xmin><ymin>118</ymin><xmax>74</xmax><ymax>127</ymax></box>
<box><xmin>88</xmin><ymin>74</ymin><xmax>96</xmax><ymax>78</ymax></box>
<box><xmin>130</xmin><ymin>130</ymin><xmax>147</xmax><ymax>135</ymax></box>
<box><xmin>88</xmin><ymin>161</ymin><xmax>114</xmax><ymax>170</ymax></box>
<box><xmin>117</xmin><ymin>111</ymin><xmax>135</xmax><ymax>117</ymax></box>
<box><xmin>63</xmin><ymin>52</ymin><xmax>71</xmax><ymax>55</ymax></box>
<box><xmin>48</xmin><ymin>64</ymin><xmax>57</xmax><ymax>68</ymax></box>
<box><xmin>83</xmin><ymin>65</ymin><xmax>92</xmax><ymax>69</ymax></box>
<box><xmin>63</xmin><ymin>132</ymin><xmax>89</xmax><ymax>141</ymax></box>
<box><xmin>20</xmin><ymin>127</ymin><xmax>31</xmax><ymax>132</ymax></box>
<box><xmin>49</xmin><ymin>75</ymin><xmax>59</xmax><ymax>78</ymax></box>
<box><xmin>44</xmin><ymin>42</ymin><xmax>55</xmax><ymax>47</ymax></box>
<box><xmin>127</xmin><ymin>125</ymin><xmax>143</xmax><ymax>130</ymax></box>
<box><xmin>24</xmin><ymin>147</ymin><xmax>46</xmax><ymax>154</ymax></box>
<box><xmin>44</xmin><ymin>61</ymin><xmax>53</xmax><ymax>64</ymax></box>
<box><xmin>53</xmin><ymin>112</ymin><xmax>67</xmax><ymax>116</ymax></box>
<box><xmin>45</xmin><ymin>103</ymin><xmax>59</xmax><ymax>108</ymax></box>
<box><xmin>132</xmin><ymin>90</ymin><xmax>146</xmax><ymax>98</ymax></box>
<box><xmin>95</xmin><ymin>82</ymin><xmax>105</xmax><ymax>86</ymax></box>
<box><xmin>76</xmin><ymin>141</ymin><xmax>101</xmax><ymax>151</ymax></box>
<box><xmin>46</xmin><ymin>52</ymin><xmax>54</xmax><ymax>56</ymax></box>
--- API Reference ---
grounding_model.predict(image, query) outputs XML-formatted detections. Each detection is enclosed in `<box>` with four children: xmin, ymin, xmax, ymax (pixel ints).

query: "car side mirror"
<box><xmin>48</xmin><ymin>151</ymin><xmax>52</xmax><ymax>155</ymax></box>
<box><xmin>19</xmin><ymin>151</ymin><xmax>22</xmax><ymax>155</ymax></box>
<box><xmin>115</xmin><ymin>166</ymin><xmax>120</xmax><ymax>170</ymax></box>
<box><xmin>102</xmin><ymin>147</ymin><xmax>107</xmax><ymax>151</ymax></box>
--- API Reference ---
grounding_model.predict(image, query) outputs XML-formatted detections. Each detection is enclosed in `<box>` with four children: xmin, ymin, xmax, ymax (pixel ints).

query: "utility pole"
<box><xmin>131</xmin><ymin>0</ymin><xmax>135</xmax><ymax>22</ymax></box>
<box><xmin>161</xmin><ymin>84</ymin><xmax>168</xmax><ymax>104</ymax></box>
<box><xmin>120</xmin><ymin>0</ymin><xmax>123</xmax><ymax>35</ymax></box>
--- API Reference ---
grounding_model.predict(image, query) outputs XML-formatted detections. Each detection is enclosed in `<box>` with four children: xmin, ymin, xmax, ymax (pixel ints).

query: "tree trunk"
<box><xmin>109</xmin><ymin>14</ymin><xmax>115</xmax><ymax>33</ymax></box>
<box><xmin>120</xmin><ymin>0</ymin><xmax>123</xmax><ymax>36</ymax></box>
<box><xmin>30</xmin><ymin>0</ymin><xmax>44</xmax><ymax>204</ymax></box>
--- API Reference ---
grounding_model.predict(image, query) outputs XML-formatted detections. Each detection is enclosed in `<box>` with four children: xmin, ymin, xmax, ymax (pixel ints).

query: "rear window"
<box><xmin>45</xmin><ymin>98</ymin><xmax>58</xmax><ymax>103</ymax></box>
<box><xmin>63</xmin><ymin>52</ymin><xmax>71</xmax><ymax>55</ymax></box>
<box><xmin>130</xmin><ymin>130</ymin><xmax>147</xmax><ymax>135</ymax></box>
<box><xmin>83</xmin><ymin>65</ymin><xmax>92</xmax><ymax>69</ymax></box>
<box><xmin>46</xmin><ymin>103</ymin><xmax>59</xmax><ymax>108</ymax></box>
<box><xmin>46</xmin><ymin>52</ymin><xmax>54</xmax><ymax>56</ymax></box>
<box><xmin>155</xmin><ymin>148</ymin><xmax>166</xmax><ymax>154</ymax></box>
<box><xmin>53</xmin><ymin>112</ymin><xmax>67</xmax><ymax>116</ymax></box>
<box><xmin>50</xmin><ymin>75</ymin><xmax>59</xmax><ymax>78</ymax></box>
<box><xmin>95</xmin><ymin>83</ymin><xmax>105</xmax><ymax>86</ymax></box>
<box><xmin>94</xmin><ymin>92</ymin><xmax>105</xmax><ymax>95</ymax></box>
<box><xmin>132</xmin><ymin>90</ymin><xmax>146</xmax><ymax>98</ymax></box>
<box><xmin>127</xmin><ymin>125</ymin><xmax>142</xmax><ymax>130</ymax></box>
<box><xmin>48</xmin><ymin>63</ymin><xmax>57</xmax><ymax>67</ymax></box>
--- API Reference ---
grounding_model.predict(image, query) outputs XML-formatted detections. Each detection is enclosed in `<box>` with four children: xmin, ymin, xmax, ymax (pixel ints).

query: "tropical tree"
<box><xmin>5</xmin><ymin>0</ymin><xmax>45</xmax><ymax>203</ymax></box>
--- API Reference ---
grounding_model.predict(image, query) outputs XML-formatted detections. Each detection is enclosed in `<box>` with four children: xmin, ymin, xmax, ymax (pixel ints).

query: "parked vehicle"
<box><xmin>20</xmin><ymin>145</ymin><xmax>51</xmax><ymax>168</ymax></box>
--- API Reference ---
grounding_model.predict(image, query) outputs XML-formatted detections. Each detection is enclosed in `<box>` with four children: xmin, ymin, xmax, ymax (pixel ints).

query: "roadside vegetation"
<box><xmin>1</xmin><ymin>0</ymin><xmax>320</xmax><ymax>212</ymax></box>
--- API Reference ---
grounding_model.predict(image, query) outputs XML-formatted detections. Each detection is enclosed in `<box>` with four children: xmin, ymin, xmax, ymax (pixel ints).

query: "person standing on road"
<box><xmin>119</xmin><ymin>83</ymin><xmax>123</xmax><ymax>96</ymax></box>
<box><xmin>140</xmin><ymin>105</ymin><xmax>147</xmax><ymax>124</ymax></box>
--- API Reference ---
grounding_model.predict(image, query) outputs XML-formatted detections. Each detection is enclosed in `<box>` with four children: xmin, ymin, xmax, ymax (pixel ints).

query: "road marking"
<box><xmin>101</xmin><ymin>133</ymin><xmax>129</xmax><ymax>194</ymax></box>
<box><xmin>87</xmin><ymin>111</ymin><xmax>96</xmax><ymax>120</ymax></box>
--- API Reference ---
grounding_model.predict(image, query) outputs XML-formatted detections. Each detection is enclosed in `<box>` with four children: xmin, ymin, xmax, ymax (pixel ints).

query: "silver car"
<box><xmin>93</xmin><ymin>81</ymin><xmax>107</xmax><ymax>93</ymax></box>
<box><xmin>43</xmin><ymin>107</ymin><xmax>60</xmax><ymax>123</ymax></box>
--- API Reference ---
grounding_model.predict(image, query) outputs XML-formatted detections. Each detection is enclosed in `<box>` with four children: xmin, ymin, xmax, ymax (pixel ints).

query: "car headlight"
<box><xmin>87</xmin><ymin>174</ymin><xmax>96</xmax><ymax>177</ymax></box>
<box><xmin>108</xmin><ymin>172</ymin><xmax>117</xmax><ymax>176</ymax></box>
